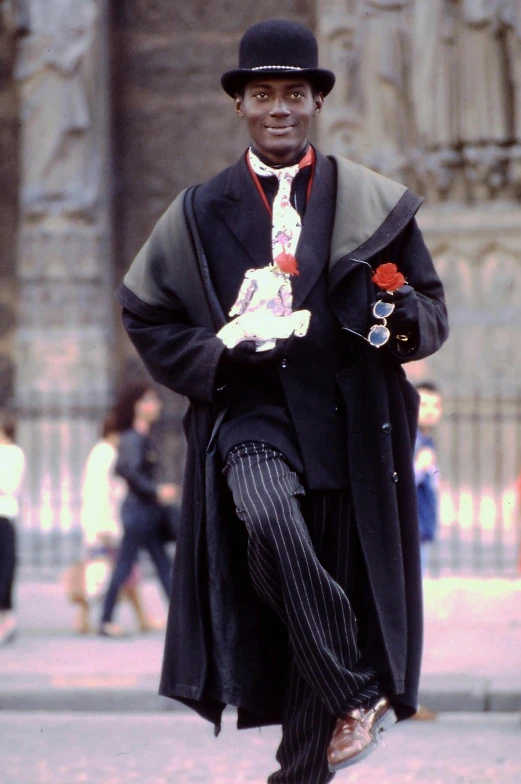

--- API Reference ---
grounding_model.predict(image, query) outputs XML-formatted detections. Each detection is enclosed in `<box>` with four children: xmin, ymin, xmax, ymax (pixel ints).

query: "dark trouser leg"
<box><xmin>0</xmin><ymin>517</ymin><xmax>16</xmax><ymax>611</ymax></box>
<box><xmin>145</xmin><ymin>530</ymin><xmax>172</xmax><ymax>599</ymax></box>
<box><xmin>224</xmin><ymin>442</ymin><xmax>379</xmax><ymax>720</ymax></box>
<box><xmin>101</xmin><ymin>526</ymin><xmax>141</xmax><ymax>624</ymax></box>
<box><xmin>268</xmin><ymin>659</ymin><xmax>337</xmax><ymax>784</ymax></box>
<box><xmin>269</xmin><ymin>486</ymin><xmax>379</xmax><ymax>783</ymax></box>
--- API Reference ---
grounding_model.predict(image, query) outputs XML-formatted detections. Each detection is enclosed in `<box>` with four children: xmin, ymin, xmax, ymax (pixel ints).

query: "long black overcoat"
<box><xmin>116</xmin><ymin>150</ymin><xmax>449</xmax><ymax>732</ymax></box>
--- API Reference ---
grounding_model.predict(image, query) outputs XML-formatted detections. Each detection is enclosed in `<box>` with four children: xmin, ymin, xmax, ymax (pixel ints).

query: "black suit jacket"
<box><xmin>192</xmin><ymin>149</ymin><xmax>350</xmax><ymax>489</ymax></box>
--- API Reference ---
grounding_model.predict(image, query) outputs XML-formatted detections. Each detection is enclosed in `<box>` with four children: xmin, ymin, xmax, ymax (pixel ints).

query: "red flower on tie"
<box><xmin>275</xmin><ymin>251</ymin><xmax>300</xmax><ymax>276</ymax></box>
<box><xmin>372</xmin><ymin>262</ymin><xmax>405</xmax><ymax>292</ymax></box>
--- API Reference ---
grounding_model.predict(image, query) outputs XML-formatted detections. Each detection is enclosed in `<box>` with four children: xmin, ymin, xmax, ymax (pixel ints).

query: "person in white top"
<box><xmin>0</xmin><ymin>411</ymin><xmax>25</xmax><ymax>646</ymax></box>
<box><xmin>81</xmin><ymin>416</ymin><xmax>126</xmax><ymax>550</ymax></box>
<box><xmin>68</xmin><ymin>412</ymin><xmax>162</xmax><ymax>634</ymax></box>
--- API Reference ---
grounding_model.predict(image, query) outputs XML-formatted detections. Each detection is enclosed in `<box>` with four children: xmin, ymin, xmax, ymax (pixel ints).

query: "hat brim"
<box><xmin>221</xmin><ymin>67</ymin><xmax>335</xmax><ymax>98</ymax></box>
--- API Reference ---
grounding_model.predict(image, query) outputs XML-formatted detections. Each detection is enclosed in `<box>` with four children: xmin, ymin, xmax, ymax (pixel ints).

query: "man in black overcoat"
<box><xmin>115</xmin><ymin>19</ymin><xmax>449</xmax><ymax>783</ymax></box>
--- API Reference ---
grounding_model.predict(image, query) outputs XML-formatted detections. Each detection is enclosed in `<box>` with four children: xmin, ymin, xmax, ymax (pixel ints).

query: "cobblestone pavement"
<box><xmin>1</xmin><ymin>711</ymin><xmax>520</xmax><ymax>784</ymax></box>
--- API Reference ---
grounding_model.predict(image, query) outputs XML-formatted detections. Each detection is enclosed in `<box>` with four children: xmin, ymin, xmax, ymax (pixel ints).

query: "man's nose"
<box><xmin>269</xmin><ymin>98</ymin><xmax>291</xmax><ymax>116</ymax></box>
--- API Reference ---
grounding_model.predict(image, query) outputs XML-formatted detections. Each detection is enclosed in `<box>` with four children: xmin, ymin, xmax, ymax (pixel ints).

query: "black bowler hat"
<box><xmin>221</xmin><ymin>19</ymin><xmax>335</xmax><ymax>98</ymax></box>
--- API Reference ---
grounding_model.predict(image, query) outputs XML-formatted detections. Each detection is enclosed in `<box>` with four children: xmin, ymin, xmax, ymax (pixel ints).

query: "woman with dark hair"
<box><xmin>0</xmin><ymin>411</ymin><xmax>25</xmax><ymax>645</ymax></box>
<box><xmin>99</xmin><ymin>382</ymin><xmax>178</xmax><ymax>637</ymax></box>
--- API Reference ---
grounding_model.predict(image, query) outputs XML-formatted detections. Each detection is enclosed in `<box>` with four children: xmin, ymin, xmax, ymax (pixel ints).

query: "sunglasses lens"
<box><xmin>373</xmin><ymin>301</ymin><xmax>395</xmax><ymax>319</ymax></box>
<box><xmin>368</xmin><ymin>325</ymin><xmax>390</xmax><ymax>348</ymax></box>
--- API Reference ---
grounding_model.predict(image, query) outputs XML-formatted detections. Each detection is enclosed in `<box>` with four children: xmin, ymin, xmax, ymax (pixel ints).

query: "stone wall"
<box><xmin>0</xmin><ymin>12</ymin><xmax>19</xmax><ymax>405</ymax></box>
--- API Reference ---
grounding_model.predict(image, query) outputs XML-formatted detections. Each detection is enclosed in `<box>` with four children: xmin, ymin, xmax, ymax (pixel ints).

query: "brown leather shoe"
<box><xmin>327</xmin><ymin>696</ymin><xmax>396</xmax><ymax>772</ymax></box>
<box><xmin>412</xmin><ymin>704</ymin><xmax>438</xmax><ymax>721</ymax></box>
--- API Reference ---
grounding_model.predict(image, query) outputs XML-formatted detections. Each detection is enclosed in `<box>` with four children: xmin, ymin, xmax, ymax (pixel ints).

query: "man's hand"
<box><xmin>377</xmin><ymin>285</ymin><xmax>419</xmax><ymax>334</ymax></box>
<box><xmin>157</xmin><ymin>483</ymin><xmax>179</xmax><ymax>505</ymax></box>
<box><xmin>217</xmin><ymin>339</ymin><xmax>287</xmax><ymax>385</ymax></box>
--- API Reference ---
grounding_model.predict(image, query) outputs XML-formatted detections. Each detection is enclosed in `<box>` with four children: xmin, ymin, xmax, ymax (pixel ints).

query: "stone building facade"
<box><xmin>318</xmin><ymin>0</ymin><xmax>521</xmax><ymax>572</ymax></box>
<box><xmin>1</xmin><ymin>0</ymin><xmax>520</xmax><ymax>572</ymax></box>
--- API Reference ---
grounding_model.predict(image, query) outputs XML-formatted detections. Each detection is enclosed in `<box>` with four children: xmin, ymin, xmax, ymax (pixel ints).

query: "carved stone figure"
<box><xmin>462</xmin><ymin>144</ymin><xmax>509</xmax><ymax>201</ymax></box>
<box><xmin>411</xmin><ymin>0</ymin><xmax>458</xmax><ymax>151</ymax></box>
<box><xmin>498</xmin><ymin>0</ymin><xmax>521</xmax><ymax>141</ymax></box>
<box><xmin>15</xmin><ymin>0</ymin><xmax>99</xmax><ymax>217</ymax></box>
<box><xmin>354</xmin><ymin>0</ymin><xmax>413</xmax><ymax>178</ymax></box>
<box><xmin>458</xmin><ymin>0</ymin><xmax>510</xmax><ymax>146</ymax></box>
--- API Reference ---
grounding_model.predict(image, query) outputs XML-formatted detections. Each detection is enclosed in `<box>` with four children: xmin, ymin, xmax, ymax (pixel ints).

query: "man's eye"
<box><xmin>291</xmin><ymin>92</ymin><xmax>304</xmax><ymax>99</ymax></box>
<box><xmin>254</xmin><ymin>92</ymin><xmax>267</xmax><ymax>99</ymax></box>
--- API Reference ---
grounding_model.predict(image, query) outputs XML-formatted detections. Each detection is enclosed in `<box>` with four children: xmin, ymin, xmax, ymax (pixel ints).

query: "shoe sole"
<box><xmin>0</xmin><ymin>628</ymin><xmax>17</xmax><ymax>646</ymax></box>
<box><xmin>328</xmin><ymin>707</ymin><xmax>397</xmax><ymax>772</ymax></box>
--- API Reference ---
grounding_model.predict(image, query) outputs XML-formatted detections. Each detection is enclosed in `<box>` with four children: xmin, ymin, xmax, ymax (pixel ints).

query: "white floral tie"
<box><xmin>248</xmin><ymin>146</ymin><xmax>313</xmax><ymax>275</ymax></box>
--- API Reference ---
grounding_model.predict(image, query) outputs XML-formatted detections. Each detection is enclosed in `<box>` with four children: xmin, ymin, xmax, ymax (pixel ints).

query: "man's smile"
<box><xmin>264</xmin><ymin>125</ymin><xmax>295</xmax><ymax>135</ymax></box>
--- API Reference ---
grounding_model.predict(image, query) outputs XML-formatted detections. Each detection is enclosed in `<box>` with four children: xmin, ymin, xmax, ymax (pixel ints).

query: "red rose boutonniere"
<box><xmin>275</xmin><ymin>251</ymin><xmax>300</xmax><ymax>276</ymax></box>
<box><xmin>372</xmin><ymin>262</ymin><xmax>406</xmax><ymax>292</ymax></box>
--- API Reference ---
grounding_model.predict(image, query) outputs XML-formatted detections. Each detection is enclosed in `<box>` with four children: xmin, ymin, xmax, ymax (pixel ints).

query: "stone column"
<box><xmin>14</xmin><ymin>0</ymin><xmax>114</xmax><ymax>549</ymax></box>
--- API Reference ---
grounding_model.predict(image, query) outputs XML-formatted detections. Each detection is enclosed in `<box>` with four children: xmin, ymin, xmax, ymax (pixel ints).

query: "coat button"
<box><xmin>382</xmin><ymin>422</ymin><xmax>392</xmax><ymax>433</ymax></box>
<box><xmin>280</xmin><ymin>358</ymin><xmax>288</xmax><ymax>368</ymax></box>
<box><xmin>392</xmin><ymin>471</ymin><xmax>399</xmax><ymax>483</ymax></box>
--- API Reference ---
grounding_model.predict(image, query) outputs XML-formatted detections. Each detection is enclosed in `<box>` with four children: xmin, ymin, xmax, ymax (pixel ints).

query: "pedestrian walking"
<box><xmin>65</xmin><ymin>411</ymin><xmax>162</xmax><ymax>634</ymax></box>
<box><xmin>114</xmin><ymin>19</ymin><xmax>449</xmax><ymax>781</ymax></box>
<box><xmin>98</xmin><ymin>382</ymin><xmax>177</xmax><ymax>638</ymax></box>
<box><xmin>0</xmin><ymin>411</ymin><xmax>25</xmax><ymax>646</ymax></box>
<box><xmin>414</xmin><ymin>381</ymin><xmax>443</xmax><ymax>575</ymax></box>
<box><xmin>412</xmin><ymin>381</ymin><xmax>443</xmax><ymax>722</ymax></box>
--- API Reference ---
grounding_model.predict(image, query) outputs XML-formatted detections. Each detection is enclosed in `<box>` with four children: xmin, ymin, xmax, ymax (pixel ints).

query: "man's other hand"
<box><xmin>378</xmin><ymin>285</ymin><xmax>419</xmax><ymax>334</ymax></box>
<box><xmin>216</xmin><ymin>339</ymin><xmax>287</xmax><ymax>386</ymax></box>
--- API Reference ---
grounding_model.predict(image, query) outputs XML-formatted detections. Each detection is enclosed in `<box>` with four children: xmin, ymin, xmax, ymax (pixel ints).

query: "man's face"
<box><xmin>418</xmin><ymin>389</ymin><xmax>442</xmax><ymax>430</ymax></box>
<box><xmin>235</xmin><ymin>78</ymin><xmax>323</xmax><ymax>166</ymax></box>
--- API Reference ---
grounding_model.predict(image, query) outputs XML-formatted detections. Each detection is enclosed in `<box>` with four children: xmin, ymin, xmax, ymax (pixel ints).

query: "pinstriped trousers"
<box><xmin>223</xmin><ymin>442</ymin><xmax>380</xmax><ymax>784</ymax></box>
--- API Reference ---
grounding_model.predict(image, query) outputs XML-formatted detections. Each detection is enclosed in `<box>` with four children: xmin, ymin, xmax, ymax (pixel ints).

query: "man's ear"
<box><xmin>235</xmin><ymin>95</ymin><xmax>244</xmax><ymax>117</ymax></box>
<box><xmin>313</xmin><ymin>93</ymin><xmax>324</xmax><ymax>115</ymax></box>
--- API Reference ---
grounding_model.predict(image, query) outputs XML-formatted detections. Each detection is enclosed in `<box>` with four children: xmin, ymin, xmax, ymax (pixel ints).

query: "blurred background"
<box><xmin>1</xmin><ymin>0</ymin><xmax>521</xmax><ymax>580</ymax></box>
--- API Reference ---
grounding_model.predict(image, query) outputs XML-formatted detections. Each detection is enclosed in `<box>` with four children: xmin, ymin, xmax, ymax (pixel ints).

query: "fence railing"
<box><xmin>15</xmin><ymin>392</ymin><xmax>185</xmax><ymax>578</ymax></box>
<box><xmin>14</xmin><ymin>394</ymin><xmax>521</xmax><ymax>578</ymax></box>
<box><xmin>427</xmin><ymin>394</ymin><xmax>521</xmax><ymax>577</ymax></box>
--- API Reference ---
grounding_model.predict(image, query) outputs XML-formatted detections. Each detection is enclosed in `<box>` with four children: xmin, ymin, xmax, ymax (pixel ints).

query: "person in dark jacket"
<box><xmin>98</xmin><ymin>381</ymin><xmax>178</xmax><ymax>637</ymax></box>
<box><xmin>114</xmin><ymin>19</ymin><xmax>449</xmax><ymax>783</ymax></box>
<box><xmin>414</xmin><ymin>381</ymin><xmax>443</xmax><ymax>574</ymax></box>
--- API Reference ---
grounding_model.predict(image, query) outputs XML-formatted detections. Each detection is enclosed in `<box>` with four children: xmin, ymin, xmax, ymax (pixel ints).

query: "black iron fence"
<box><xmin>14</xmin><ymin>392</ymin><xmax>521</xmax><ymax>578</ymax></box>
<box><xmin>427</xmin><ymin>394</ymin><xmax>521</xmax><ymax>576</ymax></box>
<box><xmin>15</xmin><ymin>391</ymin><xmax>186</xmax><ymax>578</ymax></box>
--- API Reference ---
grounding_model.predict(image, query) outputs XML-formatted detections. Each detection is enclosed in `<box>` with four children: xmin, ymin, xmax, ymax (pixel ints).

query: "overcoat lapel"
<box><xmin>291</xmin><ymin>150</ymin><xmax>336</xmax><ymax>311</ymax></box>
<box><xmin>209</xmin><ymin>155</ymin><xmax>273</xmax><ymax>270</ymax></box>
